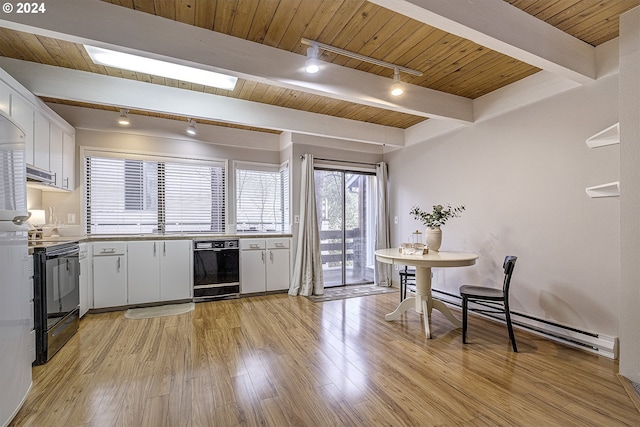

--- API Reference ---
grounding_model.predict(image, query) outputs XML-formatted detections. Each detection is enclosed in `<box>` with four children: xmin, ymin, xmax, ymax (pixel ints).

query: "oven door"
<box><xmin>193</xmin><ymin>248</ymin><xmax>239</xmax><ymax>299</ymax></box>
<box><xmin>44</xmin><ymin>250</ymin><xmax>80</xmax><ymax>330</ymax></box>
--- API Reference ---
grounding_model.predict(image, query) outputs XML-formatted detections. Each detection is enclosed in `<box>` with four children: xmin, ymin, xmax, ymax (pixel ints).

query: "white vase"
<box><xmin>426</xmin><ymin>227</ymin><xmax>442</xmax><ymax>251</ymax></box>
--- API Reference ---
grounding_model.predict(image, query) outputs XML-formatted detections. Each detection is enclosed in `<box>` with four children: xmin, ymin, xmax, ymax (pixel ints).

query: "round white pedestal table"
<box><xmin>375</xmin><ymin>249</ymin><xmax>478</xmax><ymax>338</ymax></box>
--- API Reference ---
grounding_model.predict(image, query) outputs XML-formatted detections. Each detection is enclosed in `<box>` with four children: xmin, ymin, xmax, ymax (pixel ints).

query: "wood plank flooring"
<box><xmin>10</xmin><ymin>292</ymin><xmax>640</xmax><ymax>426</ymax></box>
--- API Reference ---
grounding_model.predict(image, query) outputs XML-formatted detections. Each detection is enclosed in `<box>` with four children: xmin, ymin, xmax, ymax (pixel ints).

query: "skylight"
<box><xmin>84</xmin><ymin>45</ymin><xmax>238</xmax><ymax>90</ymax></box>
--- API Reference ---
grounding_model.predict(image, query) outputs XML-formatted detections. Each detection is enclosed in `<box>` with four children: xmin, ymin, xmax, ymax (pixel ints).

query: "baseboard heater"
<box><xmin>432</xmin><ymin>289</ymin><xmax>618</xmax><ymax>359</ymax></box>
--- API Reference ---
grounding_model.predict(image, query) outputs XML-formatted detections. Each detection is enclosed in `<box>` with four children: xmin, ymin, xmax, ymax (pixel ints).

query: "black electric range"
<box><xmin>30</xmin><ymin>240</ymin><xmax>81</xmax><ymax>364</ymax></box>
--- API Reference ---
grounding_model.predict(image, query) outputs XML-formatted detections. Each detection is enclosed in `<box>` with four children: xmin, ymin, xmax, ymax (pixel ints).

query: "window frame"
<box><xmin>232</xmin><ymin>160</ymin><xmax>290</xmax><ymax>234</ymax></box>
<box><xmin>82</xmin><ymin>147</ymin><xmax>228</xmax><ymax>235</ymax></box>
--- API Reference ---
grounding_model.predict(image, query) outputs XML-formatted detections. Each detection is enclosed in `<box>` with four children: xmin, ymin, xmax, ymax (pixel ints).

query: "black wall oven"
<box><xmin>32</xmin><ymin>241</ymin><xmax>80</xmax><ymax>365</ymax></box>
<box><xmin>193</xmin><ymin>239</ymin><xmax>239</xmax><ymax>301</ymax></box>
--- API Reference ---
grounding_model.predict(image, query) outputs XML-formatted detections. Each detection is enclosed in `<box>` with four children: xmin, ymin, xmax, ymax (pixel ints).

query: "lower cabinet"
<box><xmin>127</xmin><ymin>240</ymin><xmax>192</xmax><ymax>304</ymax></box>
<box><xmin>240</xmin><ymin>238</ymin><xmax>290</xmax><ymax>294</ymax></box>
<box><xmin>92</xmin><ymin>240</ymin><xmax>192</xmax><ymax>309</ymax></box>
<box><xmin>92</xmin><ymin>242</ymin><xmax>128</xmax><ymax>309</ymax></box>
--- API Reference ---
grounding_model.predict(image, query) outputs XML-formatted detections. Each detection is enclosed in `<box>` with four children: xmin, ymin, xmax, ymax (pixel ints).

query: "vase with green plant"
<box><xmin>409</xmin><ymin>204</ymin><xmax>465</xmax><ymax>251</ymax></box>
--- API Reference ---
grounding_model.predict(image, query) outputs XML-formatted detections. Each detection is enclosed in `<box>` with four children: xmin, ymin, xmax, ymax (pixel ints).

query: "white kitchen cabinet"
<box><xmin>33</xmin><ymin>111</ymin><xmax>50</xmax><ymax>171</ymax></box>
<box><xmin>240</xmin><ymin>238</ymin><xmax>290</xmax><ymax>294</ymax></box>
<box><xmin>159</xmin><ymin>240</ymin><xmax>192</xmax><ymax>301</ymax></box>
<box><xmin>127</xmin><ymin>240</ymin><xmax>191</xmax><ymax>304</ymax></box>
<box><xmin>127</xmin><ymin>241</ymin><xmax>161</xmax><ymax>304</ymax></box>
<box><xmin>266</xmin><ymin>239</ymin><xmax>290</xmax><ymax>291</ymax></box>
<box><xmin>49</xmin><ymin>122</ymin><xmax>63</xmax><ymax>188</ymax></box>
<box><xmin>79</xmin><ymin>243</ymin><xmax>92</xmax><ymax>317</ymax></box>
<box><xmin>92</xmin><ymin>242</ymin><xmax>127</xmax><ymax>309</ymax></box>
<box><xmin>62</xmin><ymin>132</ymin><xmax>75</xmax><ymax>190</ymax></box>
<box><xmin>10</xmin><ymin>95</ymin><xmax>34</xmax><ymax>165</ymax></box>
<box><xmin>0</xmin><ymin>80</ymin><xmax>10</xmax><ymax>115</ymax></box>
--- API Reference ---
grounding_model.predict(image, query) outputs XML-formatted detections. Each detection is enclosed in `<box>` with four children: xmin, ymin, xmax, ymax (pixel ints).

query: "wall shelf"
<box><xmin>585</xmin><ymin>181</ymin><xmax>620</xmax><ymax>198</ymax></box>
<box><xmin>586</xmin><ymin>123</ymin><xmax>619</xmax><ymax>148</ymax></box>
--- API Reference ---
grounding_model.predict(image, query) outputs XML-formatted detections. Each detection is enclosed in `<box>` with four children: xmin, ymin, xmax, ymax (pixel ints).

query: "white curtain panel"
<box><xmin>375</xmin><ymin>161</ymin><xmax>391</xmax><ymax>287</ymax></box>
<box><xmin>289</xmin><ymin>154</ymin><xmax>324</xmax><ymax>296</ymax></box>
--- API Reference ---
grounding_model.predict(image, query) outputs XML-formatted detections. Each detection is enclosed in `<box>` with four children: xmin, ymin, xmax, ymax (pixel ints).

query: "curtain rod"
<box><xmin>299</xmin><ymin>155</ymin><xmax>379</xmax><ymax>167</ymax></box>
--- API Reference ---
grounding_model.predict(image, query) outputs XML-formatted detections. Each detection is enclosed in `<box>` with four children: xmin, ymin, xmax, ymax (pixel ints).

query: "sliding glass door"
<box><xmin>314</xmin><ymin>168</ymin><xmax>376</xmax><ymax>287</ymax></box>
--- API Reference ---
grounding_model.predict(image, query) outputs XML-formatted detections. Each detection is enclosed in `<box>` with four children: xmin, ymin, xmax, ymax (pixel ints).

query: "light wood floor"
<box><xmin>11</xmin><ymin>292</ymin><xmax>640</xmax><ymax>427</ymax></box>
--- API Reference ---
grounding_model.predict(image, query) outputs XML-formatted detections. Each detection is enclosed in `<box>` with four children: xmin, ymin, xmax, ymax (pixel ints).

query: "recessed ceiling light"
<box><xmin>84</xmin><ymin>45</ymin><xmax>238</xmax><ymax>90</ymax></box>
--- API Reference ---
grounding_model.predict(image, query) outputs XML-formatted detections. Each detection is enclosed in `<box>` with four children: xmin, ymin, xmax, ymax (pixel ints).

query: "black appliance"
<box><xmin>32</xmin><ymin>241</ymin><xmax>80</xmax><ymax>365</ymax></box>
<box><xmin>193</xmin><ymin>239</ymin><xmax>240</xmax><ymax>301</ymax></box>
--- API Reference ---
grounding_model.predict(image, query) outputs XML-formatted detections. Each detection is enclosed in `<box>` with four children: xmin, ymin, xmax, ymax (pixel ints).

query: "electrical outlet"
<box><xmin>394</xmin><ymin>216</ymin><xmax>398</xmax><ymax>224</ymax></box>
<box><xmin>67</xmin><ymin>213</ymin><xmax>76</xmax><ymax>224</ymax></box>
<box><xmin>294</xmin><ymin>215</ymin><xmax>300</xmax><ymax>224</ymax></box>
<box><xmin>394</xmin><ymin>264</ymin><xmax>399</xmax><ymax>270</ymax></box>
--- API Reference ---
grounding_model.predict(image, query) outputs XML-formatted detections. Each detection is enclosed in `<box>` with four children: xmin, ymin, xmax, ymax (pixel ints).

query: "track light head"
<box><xmin>390</xmin><ymin>68</ymin><xmax>404</xmax><ymax>96</ymax></box>
<box><xmin>305</xmin><ymin>46</ymin><xmax>320</xmax><ymax>74</ymax></box>
<box><xmin>117</xmin><ymin>109</ymin><xmax>130</xmax><ymax>125</ymax></box>
<box><xmin>186</xmin><ymin>119</ymin><xmax>197</xmax><ymax>136</ymax></box>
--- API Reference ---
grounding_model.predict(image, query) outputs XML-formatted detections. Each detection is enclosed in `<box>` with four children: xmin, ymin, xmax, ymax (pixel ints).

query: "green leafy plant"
<box><xmin>410</xmin><ymin>204</ymin><xmax>465</xmax><ymax>228</ymax></box>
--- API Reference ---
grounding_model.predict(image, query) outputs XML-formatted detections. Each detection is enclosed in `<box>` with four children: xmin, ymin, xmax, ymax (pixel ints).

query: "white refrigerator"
<box><xmin>0</xmin><ymin>112</ymin><xmax>32</xmax><ymax>427</ymax></box>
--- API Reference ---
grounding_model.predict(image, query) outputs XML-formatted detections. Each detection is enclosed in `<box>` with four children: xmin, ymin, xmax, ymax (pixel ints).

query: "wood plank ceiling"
<box><xmin>0</xmin><ymin>0</ymin><xmax>637</xmax><ymax>133</ymax></box>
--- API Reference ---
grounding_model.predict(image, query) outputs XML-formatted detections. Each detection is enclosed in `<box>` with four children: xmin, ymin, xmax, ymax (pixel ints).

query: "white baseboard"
<box><xmin>433</xmin><ymin>290</ymin><xmax>618</xmax><ymax>359</ymax></box>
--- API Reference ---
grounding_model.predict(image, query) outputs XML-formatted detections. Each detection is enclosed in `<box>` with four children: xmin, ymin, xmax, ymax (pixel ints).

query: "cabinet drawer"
<box><xmin>267</xmin><ymin>239</ymin><xmax>290</xmax><ymax>249</ymax></box>
<box><xmin>92</xmin><ymin>242</ymin><xmax>126</xmax><ymax>256</ymax></box>
<box><xmin>240</xmin><ymin>239</ymin><xmax>266</xmax><ymax>250</ymax></box>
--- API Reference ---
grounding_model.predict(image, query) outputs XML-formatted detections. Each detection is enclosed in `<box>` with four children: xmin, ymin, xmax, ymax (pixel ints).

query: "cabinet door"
<box><xmin>240</xmin><ymin>250</ymin><xmax>266</xmax><ymax>294</ymax></box>
<box><xmin>93</xmin><ymin>255</ymin><xmax>127</xmax><ymax>308</ymax></box>
<box><xmin>266</xmin><ymin>249</ymin><xmax>290</xmax><ymax>291</ymax></box>
<box><xmin>62</xmin><ymin>132</ymin><xmax>75</xmax><ymax>190</ymax></box>
<box><xmin>79</xmin><ymin>244</ymin><xmax>92</xmax><ymax>317</ymax></box>
<box><xmin>127</xmin><ymin>241</ymin><xmax>160</xmax><ymax>304</ymax></box>
<box><xmin>33</xmin><ymin>111</ymin><xmax>50</xmax><ymax>171</ymax></box>
<box><xmin>0</xmin><ymin>80</ymin><xmax>10</xmax><ymax>115</ymax></box>
<box><xmin>10</xmin><ymin>95</ymin><xmax>34</xmax><ymax>165</ymax></box>
<box><xmin>160</xmin><ymin>240</ymin><xmax>192</xmax><ymax>301</ymax></box>
<box><xmin>49</xmin><ymin>122</ymin><xmax>63</xmax><ymax>188</ymax></box>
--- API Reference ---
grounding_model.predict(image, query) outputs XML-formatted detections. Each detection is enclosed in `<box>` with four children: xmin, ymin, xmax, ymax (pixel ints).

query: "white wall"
<box><xmin>619</xmin><ymin>6</ymin><xmax>640</xmax><ymax>383</ymax></box>
<box><xmin>385</xmin><ymin>74</ymin><xmax>621</xmax><ymax>337</ymax></box>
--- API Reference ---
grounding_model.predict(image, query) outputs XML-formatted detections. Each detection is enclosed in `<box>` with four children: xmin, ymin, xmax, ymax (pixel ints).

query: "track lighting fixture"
<box><xmin>117</xmin><ymin>109</ymin><xmax>130</xmax><ymax>125</ymax></box>
<box><xmin>305</xmin><ymin>46</ymin><xmax>320</xmax><ymax>74</ymax></box>
<box><xmin>390</xmin><ymin>68</ymin><xmax>404</xmax><ymax>97</ymax></box>
<box><xmin>186</xmin><ymin>119</ymin><xmax>197</xmax><ymax>136</ymax></box>
<box><xmin>301</xmin><ymin>38</ymin><xmax>422</xmax><ymax>96</ymax></box>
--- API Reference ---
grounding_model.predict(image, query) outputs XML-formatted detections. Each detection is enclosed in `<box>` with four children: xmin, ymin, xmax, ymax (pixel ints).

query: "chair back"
<box><xmin>502</xmin><ymin>256</ymin><xmax>517</xmax><ymax>295</ymax></box>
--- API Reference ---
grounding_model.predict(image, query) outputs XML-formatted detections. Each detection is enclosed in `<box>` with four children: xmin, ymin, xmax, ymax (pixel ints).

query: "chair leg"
<box><xmin>462</xmin><ymin>296</ymin><xmax>468</xmax><ymax>344</ymax></box>
<box><xmin>504</xmin><ymin>302</ymin><xmax>518</xmax><ymax>352</ymax></box>
<box><xmin>400</xmin><ymin>274</ymin><xmax>405</xmax><ymax>302</ymax></box>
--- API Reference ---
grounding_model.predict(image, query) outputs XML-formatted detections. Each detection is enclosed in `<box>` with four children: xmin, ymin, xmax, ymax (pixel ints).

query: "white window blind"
<box><xmin>236</xmin><ymin>162</ymin><xmax>289</xmax><ymax>233</ymax></box>
<box><xmin>86</xmin><ymin>154</ymin><xmax>225</xmax><ymax>235</ymax></box>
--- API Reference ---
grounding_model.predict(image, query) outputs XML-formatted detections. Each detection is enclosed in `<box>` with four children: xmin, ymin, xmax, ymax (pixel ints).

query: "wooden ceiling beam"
<box><xmin>369</xmin><ymin>0</ymin><xmax>597</xmax><ymax>84</ymax></box>
<box><xmin>0</xmin><ymin>0</ymin><xmax>473</xmax><ymax>123</ymax></box>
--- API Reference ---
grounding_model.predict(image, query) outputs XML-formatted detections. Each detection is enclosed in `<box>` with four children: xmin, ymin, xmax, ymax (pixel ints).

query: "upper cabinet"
<box><xmin>34</xmin><ymin>111</ymin><xmax>50</xmax><ymax>171</ymax></box>
<box><xmin>62</xmin><ymin>131</ymin><xmax>75</xmax><ymax>190</ymax></box>
<box><xmin>0</xmin><ymin>80</ymin><xmax>10</xmax><ymax>116</ymax></box>
<box><xmin>10</xmin><ymin>95</ymin><xmax>35</xmax><ymax>165</ymax></box>
<box><xmin>1</xmin><ymin>66</ymin><xmax>76</xmax><ymax>192</ymax></box>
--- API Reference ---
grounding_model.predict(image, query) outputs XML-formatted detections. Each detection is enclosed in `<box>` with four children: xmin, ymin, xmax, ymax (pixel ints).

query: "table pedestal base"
<box><xmin>385</xmin><ymin>266</ymin><xmax>461</xmax><ymax>338</ymax></box>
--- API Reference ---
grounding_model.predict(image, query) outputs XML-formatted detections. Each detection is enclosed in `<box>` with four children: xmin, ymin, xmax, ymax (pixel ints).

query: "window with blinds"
<box><xmin>86</xmin><ymin>154</ymin><xmax>225</xmax><ymax>235</ymax></box>
<box><xmin>235</xmin><ymin>162</ymin><xmax>289</xmax><ymax>233</ymax></box>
